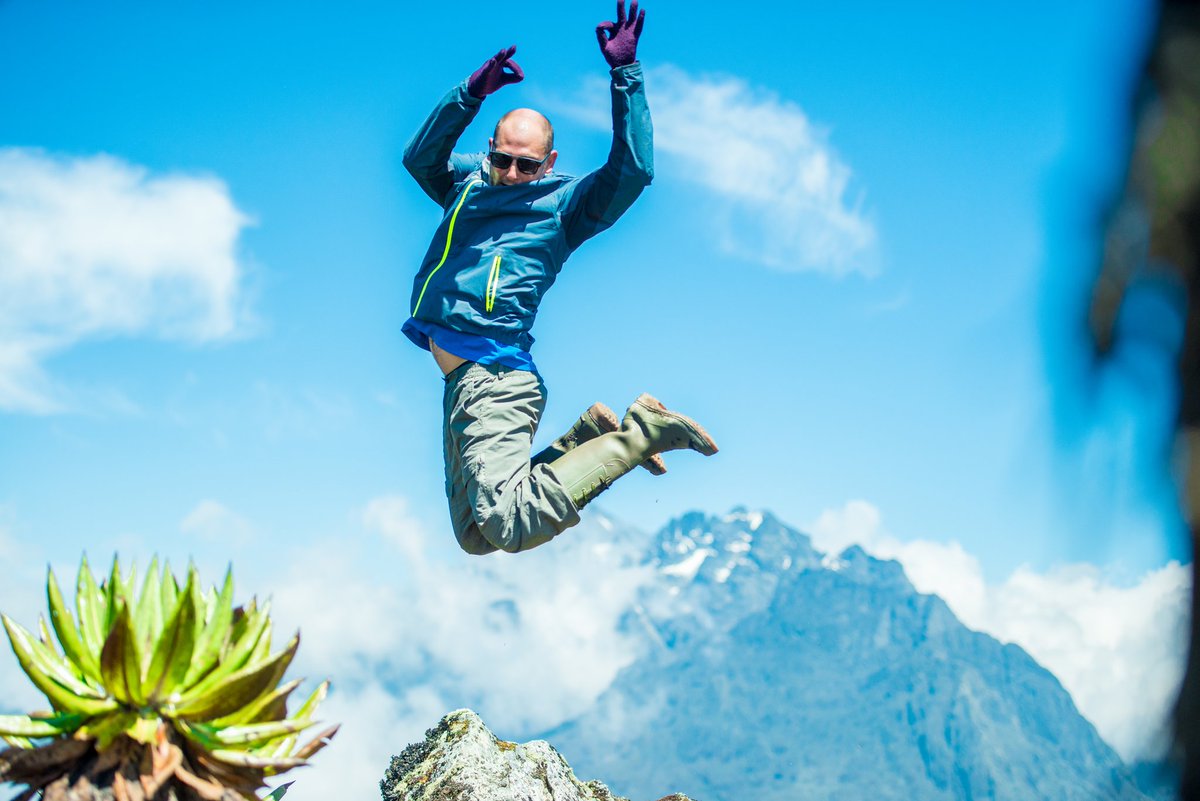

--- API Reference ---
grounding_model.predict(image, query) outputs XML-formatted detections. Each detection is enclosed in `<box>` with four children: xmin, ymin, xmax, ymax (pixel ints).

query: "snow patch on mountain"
<box><xmin>661</xmin><ymin>548</ymin><xmax>714</xmax><ymax>580</ymax></box>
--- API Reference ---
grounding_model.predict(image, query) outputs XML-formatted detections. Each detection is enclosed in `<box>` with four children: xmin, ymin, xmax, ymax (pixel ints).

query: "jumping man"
<box><xmin>401</xmin><ymin>0</ymin><xmax>717</xmax><ymax>555</ymax></box>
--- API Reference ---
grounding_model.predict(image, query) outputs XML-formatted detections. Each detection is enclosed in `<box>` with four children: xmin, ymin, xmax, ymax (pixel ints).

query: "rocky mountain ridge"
<box><xmin>544</xmin><ymin>508</ymin><xmax>1152</xmax><ymax>801</ymax></box>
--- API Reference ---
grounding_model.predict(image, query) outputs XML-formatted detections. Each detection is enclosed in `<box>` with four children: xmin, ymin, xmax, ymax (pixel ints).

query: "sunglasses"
<box><xmin>489</xmin><ymin>149</ymin><xmax>550</xmax><ymax>175</ymax></box>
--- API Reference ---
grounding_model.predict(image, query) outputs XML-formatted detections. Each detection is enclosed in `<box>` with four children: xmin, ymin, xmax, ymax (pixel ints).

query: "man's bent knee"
<box><xmin>455</xmin><ymin>534</ymin><xmax>500</xmax><ymax>556</ymax></box>
<box><xmin>477</xmin><ymin>510</ymin><xmax>528</xmax><ymax>554</ymax></box>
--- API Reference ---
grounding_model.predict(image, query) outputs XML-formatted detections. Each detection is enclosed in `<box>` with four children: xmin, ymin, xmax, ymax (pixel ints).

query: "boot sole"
<box><xmin>588</xmin><ymin>402</ymin><xmax>669</xmax><ymax>476</ymax></box>
<box><xmin>634</xmin><ymin>394</ymin><xmax>719</xmax><ymax>456</ymax></box>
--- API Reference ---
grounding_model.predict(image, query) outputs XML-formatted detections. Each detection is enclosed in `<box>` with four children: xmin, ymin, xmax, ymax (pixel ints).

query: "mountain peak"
<box><xmin>655</xmin><ymin>508</ymin><xmax>819</xmax><ymax>572</ymax></box>
<box><xmin>546</xmin><ymin>508</ymin><xmax>1149</xmax><ymax>801</ymax></box>
<box><xmin>825</xmin><ymin>543</ymin><xmax>913</xmax><ymax>590</ymax></box>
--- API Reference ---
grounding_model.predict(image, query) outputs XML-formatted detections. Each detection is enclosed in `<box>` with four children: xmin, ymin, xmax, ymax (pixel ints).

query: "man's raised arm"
<box><xmin>563</xmin><ymin>0</ymin><xmax>654</xmax><ymax>249</ymax></box>
<box><xmin>403</xmin><ymin>47</ymin><xmax>525</xmax><ymax>204</ymax></box>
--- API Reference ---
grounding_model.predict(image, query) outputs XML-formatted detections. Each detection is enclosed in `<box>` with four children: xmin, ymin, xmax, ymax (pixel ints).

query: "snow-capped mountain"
<box><xmin>545</xmin><ymin>508</ymin><xmax>1152</xmax><ymax>801</ymax></box>
<box><xmin>640</xmin><ymin>509</ymin><xmax>822</xmax><ymax>646</ymax></box>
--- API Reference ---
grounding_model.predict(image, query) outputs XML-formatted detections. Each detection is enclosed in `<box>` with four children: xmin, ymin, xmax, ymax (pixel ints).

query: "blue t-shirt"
<box><xmin>402</xmin><ymin>317</ymin><xmax>538</xmax><ymax>373</ymax></box>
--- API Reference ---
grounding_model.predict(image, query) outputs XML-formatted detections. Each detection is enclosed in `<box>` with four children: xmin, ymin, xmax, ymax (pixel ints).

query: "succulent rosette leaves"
<box><xmin>0</xmin><ymin>556</ymin><xmax>337</xmax><ymax>801</ymax></box>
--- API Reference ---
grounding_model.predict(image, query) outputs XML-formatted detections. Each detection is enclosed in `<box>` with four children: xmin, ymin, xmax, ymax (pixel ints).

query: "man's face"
<box><xmin>489</xmin><ymin>121</ymin><xmax>557</xmax><ymax>186</ymax></box>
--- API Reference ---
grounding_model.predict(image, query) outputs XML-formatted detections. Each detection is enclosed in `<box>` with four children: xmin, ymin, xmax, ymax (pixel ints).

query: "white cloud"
<box><xmin>982</xmin><ymin>563</ymin><xmax>1187</xmax><ymax>761</ymax></box>
<box><xmin>811</xmin><ymin>498</ymin><xmax>884</xmax><ymax>556</ymax></box>
<box><xmin>363</xmin><ymin>495</ymin><xmax>429</xmax><ymax>567</ymax></box>
<box><xmin>551</xmin><ymin>65</ymin><xmax>876</xmax><ymax>275</ymax></box>
<box><xmin>0</xmin><ymin>148</ymin><xmax>254</xmax><ymax>413</ymax></box>
<box><xmin>272</xmin><ymin>681</ymin><xmax>444</xmax><ymax>801</ymax></box>
<box><xmin>180</xmin><ymin>500</ymin><xmax>256</xmax><ymax>544</ymax></box>
<box><xmin>258</xmin><ymin>495</ymin><xmax>653</xmax><ymax>801</ymax></box>
<box><xmin>811</xmin><ymin>500</ymin><xmax>1189</xmax><ymax>762</ymax></box>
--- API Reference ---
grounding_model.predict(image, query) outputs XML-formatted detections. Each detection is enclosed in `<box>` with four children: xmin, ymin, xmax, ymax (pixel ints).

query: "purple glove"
<box><xmin>467</xmin><ymin>46</ymin><xmax>524</xmax><ymax>99</ymax></box>
<box><xmin>595</xmin><ymin>0</ymin><xmax>645</xmax><ymax>69</ymax></box>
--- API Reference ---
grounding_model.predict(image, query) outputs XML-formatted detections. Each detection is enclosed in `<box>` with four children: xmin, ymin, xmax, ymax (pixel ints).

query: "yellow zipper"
<box><xmin>412</xmin><ymin>177</ymin><xmax>482</xmax><ymax>317</ymax></box>
<box><xmin>485</xmin><ymin>254</ymin><xmax>502</xmax><ymax>313</ymax></box>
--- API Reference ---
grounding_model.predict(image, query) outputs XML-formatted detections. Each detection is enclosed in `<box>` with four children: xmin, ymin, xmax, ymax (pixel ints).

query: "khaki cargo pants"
<box><xmin>442</xmin><ymin>362</ymin><xmax>581</xmax><ymax>555</ymax></box>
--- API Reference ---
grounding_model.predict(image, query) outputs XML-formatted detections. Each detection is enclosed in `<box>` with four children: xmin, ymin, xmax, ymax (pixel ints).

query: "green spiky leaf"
<box><xmin>144</xmin><ymin>571</ymin><xmax>198</xmax><ymax>702</ymax></box>
<box><xmin>133</xmin><ymin>556</ymin><xmax>163</xmax><ymax>652</ymax></box>
<box><xmin>186</xmin><ymin>567</ymin><xmax>235</xmax><ymax>686</ymax></box>
<box><xmin>75</xmin><ymin>555</ymin><xmax>105</xmax><ymax>659</ymax></box>
<box><xmin>291</xmin><ymin>681</ymin><xmax>328</xmax><ymax>722</ymax></box>
<box><xmin>0</xmin><ymin>713</ymin><xmax>83</xmax><ymax>738</ymax></box>
<box><xmin>99</xmin><ymin>603</ymin><xmax>143</xmax><ymax>706</ymax></box>
<box><xmin>3</xmin><ymin>616</ymin><xmax>110</xmax><ymax>710</ymax></box>
<box><xmin>204</xmin><ymin>586</ymin><xmax>218</xmax><ymax>621</ymax></box>
<box><xmin>123</xmin><ymin>561</ymin><xmax>138</xmax><ymax>608</ymax></box>
<box><xmin>209</xmin><ymin>750</ymin><xmax>308</xmax><ymax>771</ymax></box>
<box><xmin>160</xmin><ymin>561</ymin><xmax>179</xmax><ymax>622</ymax></box>
<box><xmin>172</xmin><ymin>634</ymin><xmax>299</xmax><ymax>721</ymax></box>
<box><xmin>1</xmin><ymin>734</ymin><xmax>35</xmax><ymax>749</ymax></box>
<box><xmin>263</xmin><ymin>733</ymin><xmax>298</xmax><ymax>759</ymax></box>
<box><xmin>183</xmin><ymin>718</ymin><xmax>315</xmax><ymax>749</ymax></box>
<box><xmin>183</xmin><ymin>603</ymin><xmax>271</xmax><ymax>701</ymax></box>
<box><xmin>48</xmin><ymin>567</ymin><xmax>100</xmax><ymax>683</ymax></box>
<box><xmin>262</xmin><ymin>781</ymin><xmax>294</xmax><ymax>801</ymax></box>
<box><xmin>1</xmin><ymin>636</ymin><xmax>115</xmax><ymax>716</ymax></box>
<box><xmin>248</xmin><ymin>622</ymin><xmax>272</xmax><ymax>665</ymax></box>
<box><xmin>103</xmin><ymin>556</ymin><xmax>123</xmax><ymax>633</ymax></box>
<box><xmin>211</xmin><ymin>678</ymin><xmax>301</xmax><ymax>728</ymax></box>
<box><xmin>229</xmin><ymin>598</ymin><xmax>257</xmax><ymax>647</ymax></box>
<box><xmin>36</xmin><ymin>616</ymin><xmax>55</xmax><ymax>651</ymax></box>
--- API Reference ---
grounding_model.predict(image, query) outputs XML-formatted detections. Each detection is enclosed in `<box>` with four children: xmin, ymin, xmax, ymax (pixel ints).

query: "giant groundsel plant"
<box><xmin>0</xmin><ymin>556</ymin><xmax>337</xmax><ymax>801</ymax></box>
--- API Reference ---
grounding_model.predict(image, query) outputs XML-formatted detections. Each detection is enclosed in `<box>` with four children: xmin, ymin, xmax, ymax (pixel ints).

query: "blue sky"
<box><xmin>0</xmin><ymin>0</ymin><xmax>1190</xmax><ymax>792</ymax></box>
<box><xmin>0</xmin><ymin>0</ymin><xmax>1177</xmax><ymax>572</ymax></box>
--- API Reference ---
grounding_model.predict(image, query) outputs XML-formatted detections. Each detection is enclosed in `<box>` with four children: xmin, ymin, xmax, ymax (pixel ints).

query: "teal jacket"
<box><xmin>403</xmin><ymin>62</ymin><xmax>653</xmax><ymax>351</ymax></box>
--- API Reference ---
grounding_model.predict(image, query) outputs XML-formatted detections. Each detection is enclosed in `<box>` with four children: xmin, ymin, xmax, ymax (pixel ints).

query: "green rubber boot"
<box><xmin>532</xmin><ymin>402</ymin><xmax>667</xmax><ymax>476</ymax></box>
<box><xmin>548</xmin><ymin>394</ymin><xmax>718</xmax><ymax>510</ymax></box>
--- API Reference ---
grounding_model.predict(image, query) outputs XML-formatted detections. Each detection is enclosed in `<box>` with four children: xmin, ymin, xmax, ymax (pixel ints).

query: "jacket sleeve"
<box><xmin>561</xmin><ymin>62</ymin><xmax>655</xmax><ymax>250</ymax></box>
<box><xmin>403</xmin><ymin>80</ymin><xmax>485</xmax><ymax>205</ymax></box>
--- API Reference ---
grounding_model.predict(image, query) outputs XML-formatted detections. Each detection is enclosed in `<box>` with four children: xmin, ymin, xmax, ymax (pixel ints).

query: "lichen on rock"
<box><xmin>380</xmin><ymin>709</ymin><xmax>695</xmax><ymax>801</ymax></box>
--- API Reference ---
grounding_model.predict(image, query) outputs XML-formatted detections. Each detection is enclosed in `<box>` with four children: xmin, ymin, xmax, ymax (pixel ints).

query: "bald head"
<box><xmin>488</xmin><ymin>107</ymin><xmax>558</xmax><ymax>186</ymax></box>
<box><xmin>493</xmin><ymin>108</ymin><xmax>554</xmax><ymax>156</ymax></box>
